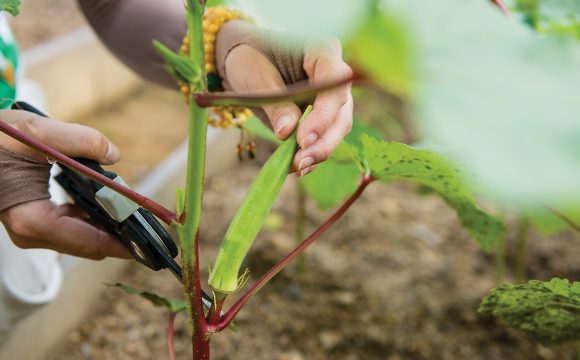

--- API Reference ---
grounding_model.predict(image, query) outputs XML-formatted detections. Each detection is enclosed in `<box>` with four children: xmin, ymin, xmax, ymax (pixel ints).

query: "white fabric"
<box><xmin>0</xmin><ymin>167</ymin><xmax>66</xmax><ymax>345</ymax></box>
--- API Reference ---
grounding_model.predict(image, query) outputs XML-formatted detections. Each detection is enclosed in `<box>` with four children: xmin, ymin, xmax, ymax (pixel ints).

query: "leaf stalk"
<box><xmin>208</xmin><ymin>174</ymin><xmax>373</xmax><ymax>332</ymax></box>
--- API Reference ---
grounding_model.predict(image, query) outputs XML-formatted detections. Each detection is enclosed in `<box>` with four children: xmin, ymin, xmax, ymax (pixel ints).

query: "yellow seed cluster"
<box><xmin>202</xmin><ymin>6</ymin><xmax>248</xmax><ymax>74</ymax></box>
<box><xmin>180</xmin><ymin>35</ymin><xmax>189</xmax><ymax>55</ymax></box>
<box><xmin>177</xmin><ymin>6</ymin><xmax>254</xmax><ymax>142</ymax></box>
<box><xmin>208</xmin><ymin>107</ymin><xmax>253</xmax><ymax>128</ymax></box>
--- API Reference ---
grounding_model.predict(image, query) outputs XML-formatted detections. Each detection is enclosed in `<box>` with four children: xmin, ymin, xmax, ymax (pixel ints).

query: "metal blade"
<box><xmin>133</xmin><ymin>212</ymin><xmax>214</xmax><ymax>310</ymax></box>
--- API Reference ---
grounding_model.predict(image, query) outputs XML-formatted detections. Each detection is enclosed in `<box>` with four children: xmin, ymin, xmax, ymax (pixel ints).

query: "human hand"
<box><xmin>217</xmin><ymin>21</ymin><xmax>353</xmax><ymax>177</ymax></box>
<box><xmin>0</xmin><ymin>109</ymin><xmax>130</xmax><ymax>260</ymax></box>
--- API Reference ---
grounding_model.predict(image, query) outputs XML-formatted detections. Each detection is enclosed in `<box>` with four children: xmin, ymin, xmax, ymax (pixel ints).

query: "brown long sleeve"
<box><xmin>0</xmin><ymin>147</ymin><xmax>51</xmax><ymax>212</ymax></box>
<box><xmin>76</xmin><ymin>0</ymin><xmax>187</xmax><ymax>88</ymax></box>
<box><xmin>216</xmin><ymin>20</ymin><xmax>307</xmax><ymax>89</ymax></box>
<box><xmin>77</xmin><ymin>1</ymin><xmax>308</xmax><ymax>91</ymax></box>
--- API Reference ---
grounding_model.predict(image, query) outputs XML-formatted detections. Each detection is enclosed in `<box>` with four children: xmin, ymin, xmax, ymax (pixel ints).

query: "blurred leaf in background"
<box><xmin>235</xmin><ymin>0</ymin><xmax>372</xmax><ymax>39</ymax></box>
<box><xmin>107</xmin><ymin>283</ymin><xmax>186</xmax><ymax>313</ymax></box>
<box><xmin>355</xmin><ymin>0</ymin><xmax>580</xmax><ymax>206</ymax></box>
<box><xmin>508</xmin><ymin>0</ymin><xmax>580</xmax><ymax>39</ymax></box>
<box><xmin>349</xmin><ymin>11</ymin><xmax>414</xmax><ymax>97</ymax></box>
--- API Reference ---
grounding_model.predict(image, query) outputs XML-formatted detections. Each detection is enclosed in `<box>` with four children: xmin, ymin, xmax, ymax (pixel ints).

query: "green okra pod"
<box><xmin>209</xmin><ymin>105</ymin><xmax>314</xmax><ymax>295</ymax></box>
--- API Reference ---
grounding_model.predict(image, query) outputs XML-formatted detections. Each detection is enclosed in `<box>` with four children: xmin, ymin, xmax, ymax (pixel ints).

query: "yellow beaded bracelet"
<box><xmin>180</xmin><ymin>7</ymin><xmax>256</xmax><ymax>160</ymax></box>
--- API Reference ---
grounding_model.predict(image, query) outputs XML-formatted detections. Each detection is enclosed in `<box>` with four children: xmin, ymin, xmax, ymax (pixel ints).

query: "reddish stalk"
<box><xmin>543</xmin><ymin>205</ymin><xmax>580</xmax><ymax>234</ymax></box>
<box><xmin>206</xmin><ymin>297</ymin><xmax>225</xmax><ymax>326</ymax></box>
<box><xmin>208</xmin><ymin>174</ymin><xmax>374</xmax><ymax>332</ymax></box>
<box><xmin>193</xmin><ymin>72</ymin><xmax>363</xmax><ymax>108</ymax></box>
<box><xmin>0</xmin><ymin>120</ymin><xmax>177</xmax><ymax>224</ymax></box>
<box><xmin>186</xmin><ymin>231</ymin><xmax>210</xmax><ymax>360</ymax></box>
<box><xmin>168</xmin><ymin>312</ymin><xmax>177</xmax><ymax>360</ymax></box>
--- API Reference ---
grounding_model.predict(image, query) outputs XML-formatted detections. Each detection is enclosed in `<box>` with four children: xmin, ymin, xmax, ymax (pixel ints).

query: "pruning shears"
<box><xmin>11</xmin><ymin>101</ymin><xmax>213</xmax><ymax>309</ymax></box>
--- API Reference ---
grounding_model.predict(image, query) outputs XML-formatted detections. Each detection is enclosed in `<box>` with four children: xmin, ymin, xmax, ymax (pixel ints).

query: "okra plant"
<box><xmin>2</xmin><ymin>0</ymin><xmax>580</xmax><ymax>358</ymax></box>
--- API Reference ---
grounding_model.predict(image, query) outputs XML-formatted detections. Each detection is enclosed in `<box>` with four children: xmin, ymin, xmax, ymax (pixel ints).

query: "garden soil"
<box><xmin>50</xmin><ymin>87</ymin><xmax>579</xmax><ymax>360</ymax></box>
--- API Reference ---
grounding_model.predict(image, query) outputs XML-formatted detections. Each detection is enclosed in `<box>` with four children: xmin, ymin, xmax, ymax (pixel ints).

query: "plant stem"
<box><xmin>178</xmin><ymin>1</ymin><xmax>210</xmax><ymax>359</ymax></box>
<box><xmin>0</xmin><ymin>120</ymin><xmax>177</xmax><ymax>224</ymax></box>
<box><xmin>494</xmin><ymin>229</ymin><xmax>506</xmax><ymax>286</ymax></box>
<box><xmin>193</xmin><ymin>72</ymin><xmax>362</xmax><ymax>108</ymax></box>
<box><xmin>208</xmin><ymin>175</ymin><xmax>373</xmax><ymax>333</ymax></box>
<box><xmin>179</xmin><ymin>101</ymin><xmax>209</xmax><ymax>325</ymax></box>
<box><xmin>514</xmin><ymin>217</ymin><xmax>529</xmax><ymax>284</ymax></box>
<box><xmin>168</xmin><ymin>312</ymin><xmax>177</xmax><ymax>360</ymax></box>
<box><xmin>295</xmin><ymin>180</ymin><xmax>307</xmax><ymax>272</ymax></box>
<box><xmin>206</xmin><ymin>297</ymin><xmax>225</xmax><ymax>326</ymax></box>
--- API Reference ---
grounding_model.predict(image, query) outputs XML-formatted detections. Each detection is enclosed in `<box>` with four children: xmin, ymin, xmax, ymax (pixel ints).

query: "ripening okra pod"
<box><xmin>208</xmin><ymin>105</ymin><xmax>314</xmax><ymax>296</ymax></box>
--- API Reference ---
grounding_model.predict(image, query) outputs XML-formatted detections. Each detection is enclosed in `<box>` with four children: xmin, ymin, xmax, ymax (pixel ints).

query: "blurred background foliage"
<box><xmin>239</xmin><ymin>0</ymin><xmax>580</xmax><ymax>237</ymax></box>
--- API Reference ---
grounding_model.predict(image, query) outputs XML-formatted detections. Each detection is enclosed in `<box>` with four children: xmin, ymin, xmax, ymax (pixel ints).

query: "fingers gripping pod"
<box><xmin>11</xmin><ymin>101</ymin><xmax>213</xmax><ymax>310</ymax></box>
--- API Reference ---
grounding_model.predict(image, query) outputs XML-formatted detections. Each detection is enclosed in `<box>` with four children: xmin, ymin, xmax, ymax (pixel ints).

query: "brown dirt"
<box><xmin>9</xmin><ymin>0</ymin><xmax>86</xmax><ymax>49</ymax></box>
<box><xmin>50</xmin><ymin>134</ymin><xmax>580</xmax><ymax>359</ymax></box>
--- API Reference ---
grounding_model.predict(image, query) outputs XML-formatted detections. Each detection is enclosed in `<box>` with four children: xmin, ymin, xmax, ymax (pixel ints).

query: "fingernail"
<box><xmin>298</xmin><ymin>156</ymin><xmax>315</xmax><ymax>172</ymax></box>
<box><xmin>275</xmin><ymin>114</ymin><xmax>295</xmax><ymax>136</ymax></box>
<box><xmin>300</xmin><ymin>133</ymin><xmax>318</xmax><ymax>149</ymax></box>
<box><xmin>300</xmin><ymin>165</ymin><xmax>315</xmax><ymax>177</ymax></box>
<box><xmin>104</xmin><ymin>144</ymin><xmax>120</xmax><ymax>164</ymax></box>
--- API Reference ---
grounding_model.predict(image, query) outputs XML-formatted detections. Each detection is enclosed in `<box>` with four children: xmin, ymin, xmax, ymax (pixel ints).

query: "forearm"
<box><xmin>77</xmin><ymin>0</ymin><xmax>187</xmax><ymax>88</ymax></box>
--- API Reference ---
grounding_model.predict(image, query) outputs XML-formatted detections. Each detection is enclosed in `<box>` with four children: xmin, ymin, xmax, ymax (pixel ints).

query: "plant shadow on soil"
<box><xmin>52</xmin><ymin>137</ymin><xmax>580</xmax><ymax>360</ymax></box>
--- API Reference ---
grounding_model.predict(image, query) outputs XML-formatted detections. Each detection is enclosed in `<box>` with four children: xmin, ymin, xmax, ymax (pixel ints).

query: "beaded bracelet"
<box><xmin>180</xmin><ymin>6</ymin><xmax>256</xmax><ymax>160</ymax></box>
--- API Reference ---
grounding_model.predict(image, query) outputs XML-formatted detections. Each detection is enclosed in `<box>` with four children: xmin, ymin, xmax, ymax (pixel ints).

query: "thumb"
<box><xmin>262</xmin><ymin>102</ymin><xmax>302</xmax><ymax>141</ymax></box>
<box><xmin>224</xmin><ymin>44</ymin><xmax>302</xmax><ymax>140</ymax></box>
<box><xmin>1</xmin><ymin>109</ymin><xmax>120</xmax><ymax>164</ymax></box>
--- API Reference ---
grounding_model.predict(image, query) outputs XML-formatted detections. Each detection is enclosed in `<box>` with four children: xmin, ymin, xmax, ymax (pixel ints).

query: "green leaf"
<box><xmin>153</xmin><ymin>40</ymin><xmax>199</xmax><ymax>85</ymax></box>
<box><xmin>479</xmin><ymin>278</ymin><xmax>580</xmax><ymax>345</ymax></box>
<box><xmin>300</xmin><ymin>160</ymin><xmax>360</xmax><ymax>209</ymax></box>
<box><xmin>298</xmin><ymin>121</ymin><xmax>383</xmax><ymax>209</ymax></box>
<box><xmin>343</xmin><ymin>119</ymin><xmax>384</xmax><ymax>149</ymax></box>
<box><xmin>107</xmin><ymin>283</ymin><xmax>186</xmax><ymax>313</ymax></box>
<box><xmin>0</xmin><ymin>0</ymin><xmax>20</xmax><ymax>15</ymax></box>
<box><xmin>332</xmin><ymin>141</ymin><xmax>362</xmax><ymax>165</ymax></box>
<box><xmin>348</xmin><ymin>11</ymin><xmax>414</xmax><ymax>97</ymax></box>
<box><xmin>332</xmin><ymin>120</ymin><xmax>384</xmax><ymax>168</ymax></box>
<box><xmin>361</xmin><ymin>134</ymin><xmax>505</xmax><ymax>251</ymax></box>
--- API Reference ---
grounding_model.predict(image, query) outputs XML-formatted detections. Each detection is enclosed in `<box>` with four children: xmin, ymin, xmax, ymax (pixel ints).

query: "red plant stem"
<box><xmin>168</xmin><ymin>312</ymin><xmax>177</xmax><ymax>360</ymax></box>
<box><xmin>0</xmin><ymin>120</ymin><xmax>177</xmax><ymax>224</ymax></box>
<box><xmin>492</xmin><ymin>0</ymin><xmax>511</xmax><ymax>16</ymax></box>
<box><xmin>193</xmin><ymin>72</ymin><xmax>364</xmax><ymax>108</ymax></box>
<box><xmin>206</xmin><ymin>297</ymin><xmax>225</xmax><ymax>326</ymax></box>
<box><xmin>187</xmin><ymin>231</ymin><xmax>210</xmax><ymax>360</ymax></box>
<box><xmin>208</xmin><ymin>174</ymin><xmax>374</xmax><ymax>333</ymax></box>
